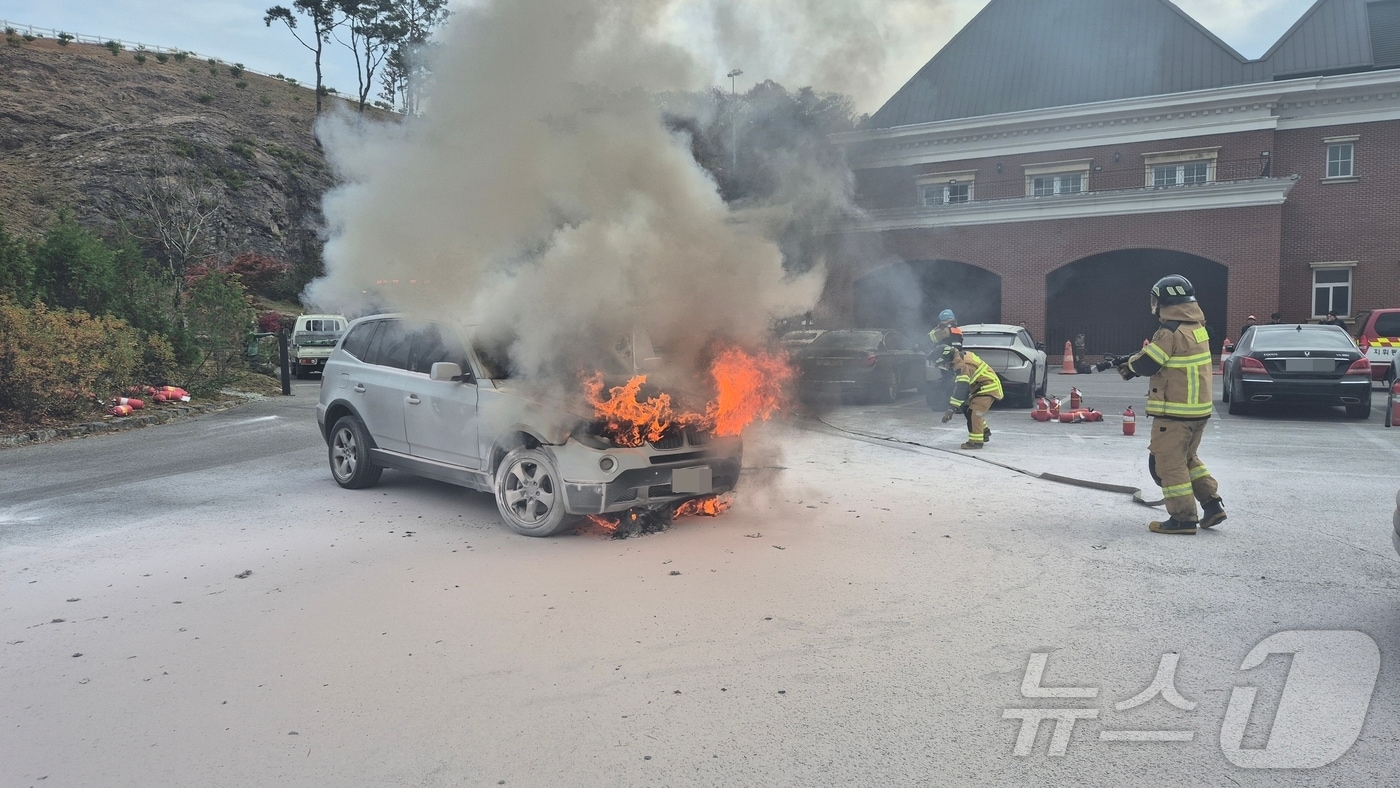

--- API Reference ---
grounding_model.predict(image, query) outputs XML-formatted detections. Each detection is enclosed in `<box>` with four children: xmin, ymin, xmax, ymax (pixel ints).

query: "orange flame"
<box><xmin>584</xmin><ymin>514</ymin><xmax>618</xmax><ymax>533</ymax></box>
<box><xmin>674</xmin><ymin>494</ymin><xmax>733</xmax><ymax>517</ymax></box>
<box><xmin>583</xmin><ymin>346</ymin><xmax>791</xmax><ymax>446</ymax></box>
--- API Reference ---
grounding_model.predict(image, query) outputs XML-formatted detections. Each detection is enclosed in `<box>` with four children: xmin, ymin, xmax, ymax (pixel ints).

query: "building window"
<box><xmin>917</xmin><ymin>171</ymin><xmax>976</xmax><ymax>206</ymax></box>
<box><xmin>1151</xmin><ymin>161</ymin><xmax>1211</xmax><ymax>187</ymax></box>
<box><xmin>1143</xmin><ymin>147</ymin><xmax>1220</xmax><ymax>188</ymax></box>
<box><xmin>1313</xmin><ymin>267</ymin><xmax>1352</xmax><ymax>317</ymax></box>
<box><xmin>1031</xmin><ymin>173</ymin><xmax>1083</xmax><ymax>196</ymax></box>
<box><xmin>1326</xmin><ymin>142</ymin><xmax>1354</xmax><ymax>178</ymax></box>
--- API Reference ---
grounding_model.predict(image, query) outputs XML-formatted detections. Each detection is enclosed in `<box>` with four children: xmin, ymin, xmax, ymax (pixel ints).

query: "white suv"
<box><xmin>316</xmin><ymin>315</ymin><xmax>742</xmax><ymax>536</ymax></box>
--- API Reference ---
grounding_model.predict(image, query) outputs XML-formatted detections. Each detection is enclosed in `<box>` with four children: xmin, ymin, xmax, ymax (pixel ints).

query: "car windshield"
<box><xmin>809</xmin><ymin>331</ymin><xmax>882</xmax><ymax>350</ymax></box>
<box><xmin>1250</xmin><ymin>327</ymin><xmax>1356</xmax><ymax>352</ymax></box>
<box><xmin>961</xmin><ymin>333</ymin><xmax>1016</xmax><ymax>346</ymax></box>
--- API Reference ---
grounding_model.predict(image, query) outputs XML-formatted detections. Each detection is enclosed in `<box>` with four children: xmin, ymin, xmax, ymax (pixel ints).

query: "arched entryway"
<box><xmin>853</xmin><ymin>259</ymin><xmax>1001</xmax><ymax>342</ymax></box>
<box><xmin>1046</xmin><ymin>249</ymin><xmax>1228</xmax><ymax>356</ymax></box>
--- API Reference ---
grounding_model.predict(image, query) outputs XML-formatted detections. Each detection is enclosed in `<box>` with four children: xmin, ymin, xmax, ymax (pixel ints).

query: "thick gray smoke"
<box><xmin>307</xmin><ymin>0</ymin><xmax>911</xmax><ymax>386</ymax></box>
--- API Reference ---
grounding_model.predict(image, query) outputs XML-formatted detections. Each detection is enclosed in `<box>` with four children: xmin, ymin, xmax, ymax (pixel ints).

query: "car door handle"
<box><xmin>353</xmin><ymin>384</ymin><xmax>366</xmax><ymax>393</ymax></box>
<box><xmin>406</xmin><ymin>394</ymin><xmax>421</xmax><ymax>405</ymax></box>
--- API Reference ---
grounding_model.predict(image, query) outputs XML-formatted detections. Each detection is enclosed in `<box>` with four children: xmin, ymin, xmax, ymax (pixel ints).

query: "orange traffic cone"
<box><xmin>1060</xmin><ymin>341</ymin><xmax>1077</xmax><ymax>374</ymax></box>
<box><xmin>1217</xmin><ymin>337</ymin><xmax>1231</xmax><ymax>376</ymax></box>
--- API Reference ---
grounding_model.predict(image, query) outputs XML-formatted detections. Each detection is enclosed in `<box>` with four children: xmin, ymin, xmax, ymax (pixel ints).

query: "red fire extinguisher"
<box><xmin>1122</xmin><ymin>406</ymin><xmax>1136</xmax><ymax>436</ymax></box>
<box><xmin>1069</xmin><ymin>387</ymin><xmax>1082</xmax><ymax>410</ymax></box>
<box><xmin>1049</xmin><ymin>396</ymin><xmax>1062</xmax><ymax>419</ymax></box>
<box><xmin>1031</xmin><ymin>396</ymin><xmax>1051</xmax><ymax>422</ymax></box>
<box><xmin>1388</xmin><ymin>380</ymin><xmax>1400</xmax><ymax>428</ymax></box>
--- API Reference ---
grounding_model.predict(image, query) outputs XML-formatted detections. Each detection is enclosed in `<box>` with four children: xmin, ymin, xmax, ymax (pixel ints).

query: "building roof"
<box><xmin>1265</xmin><ymin>0</ymin><xmax>1373</xmax><ymax>77</ymax></box>
<box><xmin>869</xmin><ymin>0</ymin><xmax>1396</xmax><ymax>130</ymax></box>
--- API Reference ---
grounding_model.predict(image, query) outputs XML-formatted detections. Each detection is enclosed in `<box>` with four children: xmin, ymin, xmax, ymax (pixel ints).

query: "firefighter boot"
<box><xmin>1200</xmin><ymin>497</ymin><xmax>1226</xmax><ymax>529</ymax></box>
<box><xmin>960</xmin><ymin>441</ymin><xmax>983</xmax><ymax>450</ymax></box>
<box><xmin>983</xmin><ymin>426</ymin><xmax>991</xmax><ymax>443</ymax></box>
<box><xmin>1148</xmin><ymin>518</ymin><xmax>1197</xmax><ymax>535</ymax></box>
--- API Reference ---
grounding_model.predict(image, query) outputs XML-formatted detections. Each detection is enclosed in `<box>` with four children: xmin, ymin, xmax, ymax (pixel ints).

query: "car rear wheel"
<box><xmin>1013</xmin><ymin>364</ymin><xmax>1037</xmax><ymax>408</ymax></box>
<box><xmin>329</xmin><ymin>415</ymin><xmax>383</xmax><ymax>489</ymax></box>
<box><xmin>495</xmin><ymin>447</ymin><xmax>575</xmax><ymax>537</ymax></box>
<box><xmin>1346</xmin><ymin>396</ymin><xmax>1372</xmax><ymax>419</ymax></box>
<box><xmin>868</xmin><ymin>370</ymin><xmax>899</xmax><ymax>404</ymax></box>
<box><xmin>1226</xmin><ymin>380</ymin><xmax>1249</xmax><ymax>416</ymax></box>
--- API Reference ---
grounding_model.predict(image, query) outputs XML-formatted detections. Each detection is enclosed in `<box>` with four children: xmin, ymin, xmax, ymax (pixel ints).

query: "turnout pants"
<box><xmin>963</xmin><ymin>395</ymin><xmax>995</xmax><ymax>445</ymax></box>
<box><xmin>1148</xmin><ymin>417</ymin><xmax>1219</xmax><ymax>522</ymax></box>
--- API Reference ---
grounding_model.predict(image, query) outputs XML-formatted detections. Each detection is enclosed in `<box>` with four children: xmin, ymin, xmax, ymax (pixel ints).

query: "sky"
<box><xmin>0</xmin><ymin>0</ymin><xmax>1320</xmax><ymax>112</ymax></box>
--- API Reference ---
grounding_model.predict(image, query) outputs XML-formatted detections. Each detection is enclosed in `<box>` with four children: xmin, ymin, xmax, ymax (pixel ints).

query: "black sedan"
<box><xmin>1221</xmin><ymin>324</ymin><xmax>1372</xmax><ymax>417</ymax></box>
<box><xmin>795</xmin><ymin>329</ymin><xmax>926</xmax><ymax>404</ymax></box>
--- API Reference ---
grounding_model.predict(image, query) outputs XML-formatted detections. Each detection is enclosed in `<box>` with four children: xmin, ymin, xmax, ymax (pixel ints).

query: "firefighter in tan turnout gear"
<box><xmin>938</xmin><ymin>342</ymin><xmax>1003</xmax><ymax>450</ymax></box>
<box><xmin>1105</xmin><ymin>275</ymin><xmax>1226</xmax><ymax>535</ymax></box>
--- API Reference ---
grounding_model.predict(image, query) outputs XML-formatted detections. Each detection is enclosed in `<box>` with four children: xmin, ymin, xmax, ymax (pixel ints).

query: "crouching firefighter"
<box><xmin>938</xmin><ymin>343</ymin><xmax>1003</xmax><ymax>450</ymax></box>
<box><xmin>1101</xmin><ymin>275</ymin><xmax>1226</xmax><ymax>535</ymax></box>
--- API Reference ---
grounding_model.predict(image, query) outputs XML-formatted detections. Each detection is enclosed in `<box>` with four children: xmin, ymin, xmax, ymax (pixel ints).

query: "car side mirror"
<box><xmin>1035</xmin><ymin>342</ymin><xmax>1045</xmax><ymax>351</ymax></box>
<box><xmin>430</xmin><ymin>362</ymin><xmax>465</xmax><ymax>382</ymax></box>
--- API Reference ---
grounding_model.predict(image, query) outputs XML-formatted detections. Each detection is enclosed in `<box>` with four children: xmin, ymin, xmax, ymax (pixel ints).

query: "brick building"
<box><xmin>826</xmin><ymin>0</ymin><xmax>1400</xmax><ymax>356</ymax></box>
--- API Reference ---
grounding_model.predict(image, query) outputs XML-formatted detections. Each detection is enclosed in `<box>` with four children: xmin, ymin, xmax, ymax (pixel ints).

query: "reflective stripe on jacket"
<box><xmin>949</xmin><ymin>350</ymin><xmax>1004</xmax><ymax>408</ymax></box>
<box><xmin>1127</xmin><ymin>302</ymin><xmax>1214</xmax><ymax>419</ymax></box>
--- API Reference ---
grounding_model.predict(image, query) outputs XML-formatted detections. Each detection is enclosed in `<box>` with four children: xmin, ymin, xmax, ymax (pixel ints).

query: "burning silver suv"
<box><xmin>316</xmin><ymin>315</ymin><xmax>742</xmax><ymax>536</ymax></box>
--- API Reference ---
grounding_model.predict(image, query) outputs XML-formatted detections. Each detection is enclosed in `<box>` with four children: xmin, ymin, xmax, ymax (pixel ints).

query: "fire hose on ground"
<box><xmin>810</xmin><ymin>416</ymin><xmax>1166</xmax><ymax>508</ymax></box>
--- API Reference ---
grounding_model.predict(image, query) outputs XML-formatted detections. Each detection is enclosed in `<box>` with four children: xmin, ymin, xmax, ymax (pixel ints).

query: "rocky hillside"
<box><xmin>0</xmin><ymin>35</ymin><xmax>378</xmax><ymax>280</ymax></box>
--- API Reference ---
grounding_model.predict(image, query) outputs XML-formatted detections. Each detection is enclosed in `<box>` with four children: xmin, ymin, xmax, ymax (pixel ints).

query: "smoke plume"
<box><xmin>307</xmin><ymin>0</ymin><xmax>916</xmax><ymax>388</ymax></box>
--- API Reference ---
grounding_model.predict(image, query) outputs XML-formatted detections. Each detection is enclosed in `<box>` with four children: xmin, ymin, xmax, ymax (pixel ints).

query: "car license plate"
<box><xmin>671</xmin><ymin>466</ymin><xmax>712</xmax><ymax>494</ymax></box>
<box><xmin>1285</xmin><ymin>358</ymin><xmax>1333</xmax><ymax>372</ymax></box>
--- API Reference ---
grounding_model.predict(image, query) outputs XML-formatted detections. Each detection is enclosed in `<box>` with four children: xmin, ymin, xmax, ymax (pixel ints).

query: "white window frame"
<box><xmin>1143</xmin><ymin>147</ymin><xmax>1220</xmax><ymax>188</ymax></box>
<box><xmin>917</xmin><ymin>170</ymin><xmax>977</xmax><ymax>206</ymax></box>
<box><xmin>1324</xmin><ymin>136</ymin><xmax>1357</xmax><ymax>179</ymax></box>
<box><xmin>1309</xmin><ymin>262</ymin><xmax>1355</xmax><ymax>319</ymax></box>
<box><xmin>1023</xmin><ymin>159</ymin><xmax>1091</xmax><ymax>197</ymax></box>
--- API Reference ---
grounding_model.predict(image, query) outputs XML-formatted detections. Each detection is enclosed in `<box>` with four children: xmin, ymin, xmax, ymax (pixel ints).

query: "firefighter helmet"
<box><xmin>1150</xmin><ymin>275</ymin><xmax>1196</xmax><ymax>314</ymax></box>
<box><xmin>938</xmin><ymin>308</ymin><xmax>956</xmax><ymax>324</ymax></box>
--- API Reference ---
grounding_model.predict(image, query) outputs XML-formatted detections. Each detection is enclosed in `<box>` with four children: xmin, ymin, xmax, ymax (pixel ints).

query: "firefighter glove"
<box><xmin>941</xmin><ymin>409</ymin><xmax>955</xmax><ymax>423</ymax></box>
<box><xmin>1117</xmin><ymin>364</ymin><xmax>1137</xmax><ymax>381</ymax></box>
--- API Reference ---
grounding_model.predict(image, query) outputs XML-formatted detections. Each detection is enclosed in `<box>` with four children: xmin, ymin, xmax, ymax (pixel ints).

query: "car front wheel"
<box><xmin>495</xmin><ymin>447</ymin><xmax>575</xmax><ymax>537</ymax></box>
<box><xmin>329</xmin><ymin>415</ymin><xmax>383</xmax><ymax>489</ymax></box>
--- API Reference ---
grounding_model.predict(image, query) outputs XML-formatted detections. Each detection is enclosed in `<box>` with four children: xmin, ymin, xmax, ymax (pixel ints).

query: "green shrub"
<box><xmin>57</xmin><ymin>33</ymin><xmax>73</xmax><ymax>46</ymax></box>
<box><xmin>172</xmin><ymin>138</ymin><xmax>197</xmax><ymax>157</ymax></box>
<box><xmin>173</xmin><ymin>51</ymin><xmax>187</xmax><ymax>63</ymax></box>
<box><xmin>184</xmin><ymin>270</ymin><xmax>255</xmax><ymax>385</ymax></box>
<box><xmin>258</xmin><ymin>94</ymin><xmax>272</xmax><ymax>107</ymax></box>
<box><xmin>104</xmin><ymin>40</ymin><xmax>121</xmax><ymax>55</ymax></box>
<box><xmin>197</xmin><ymin>93</ymin><xmax>214</xmax><ymax>105</ymax></box>
<box><xmin>133</xmin><ymin>52</ymin><xmax>147</xmax><ymax>64</ymax></box>
<box><xmin>3</xmin><ymin>27</ymin><xmax>14</xmax><ymax>35</ymax></box>
<box><xmin>235</xmin><ymin>79</ymin><xmax>248</xmax><ymax>89</ymax></box>
<box><xmin>207</xmin><ymin>57</ymin><xmax>216</xmax><ymax>65</ymax></box>
<box><xmin>0</xmin><ymin>298</ymin><xmax>142</xmax><ymax>423</ymax></box>
<box><xmin>212</xmin><ymin>165</ymin><xmax>246</xmax><ymax>190</ymax></box>
<box><xmin>229</xmin><ymin>63</ymin><xmax>244</xmax><ymax>78</ymax></box>
<box><xmin>31</xmin><ymin>212</ymin><xmax>119</xmax><ymax>317</ymax></box>
<box><xmin>284</xmin><ymin>77</ymin><xmax>298</xmax><ymax>86</ymax></box>
<box><xmin>226</xmin><ymin>139</ymin><xmax>255</xmax><ymax>159</ymax></box>
<box><xmin>208</xmin><ymin>66</ymin><xmax>219</xmax><ymax>76</ymax></box>
<box><xmin>22</xmin><ymin>33</ymin><xmax>36</xmax><ymax>42</ymax></box>
<box><xmin>0</xmin><ymin>220</ymin><xmax>33</xmax><ymax>300</ymax></box>
<box><xmin>155</xmin><ymin>52</ymin><xmax>168</xmax><ymax>64</ymax></box>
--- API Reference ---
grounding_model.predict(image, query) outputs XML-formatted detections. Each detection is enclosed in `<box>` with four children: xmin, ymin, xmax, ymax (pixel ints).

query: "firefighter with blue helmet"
<box><xmin>929</xmin><ymin>308</ymin><xmax>961</xmax><ymax>345</ymax></box>
<box><xmin>1110</xmin><ymin>274</ymin><xmax>1226</xmax><ymax>535</ymax></box>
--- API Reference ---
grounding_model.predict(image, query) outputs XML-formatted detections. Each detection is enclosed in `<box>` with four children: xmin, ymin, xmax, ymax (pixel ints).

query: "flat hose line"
<box><xmin>810</xmin><ymin>416</ymin><xmax>1166</xmax><ymax>508</ymax></box>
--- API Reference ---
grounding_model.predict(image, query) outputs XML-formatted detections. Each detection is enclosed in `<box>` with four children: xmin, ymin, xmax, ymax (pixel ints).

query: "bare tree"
<box><xmin>126</xmin><ymin>165</ymin><xmax>222</xmax><ymax>310</ymax></box>
<box><xmin>265</xmin><ymin>1</ymin><xmax>343</xmax><ymax>115</ymax></box>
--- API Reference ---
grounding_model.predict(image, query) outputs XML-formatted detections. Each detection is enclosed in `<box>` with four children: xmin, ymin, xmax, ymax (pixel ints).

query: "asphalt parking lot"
<box><xmin>2</xmin><ymin>374</ymin><xmax>1398</xmax><ymax>786</ymax></box>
